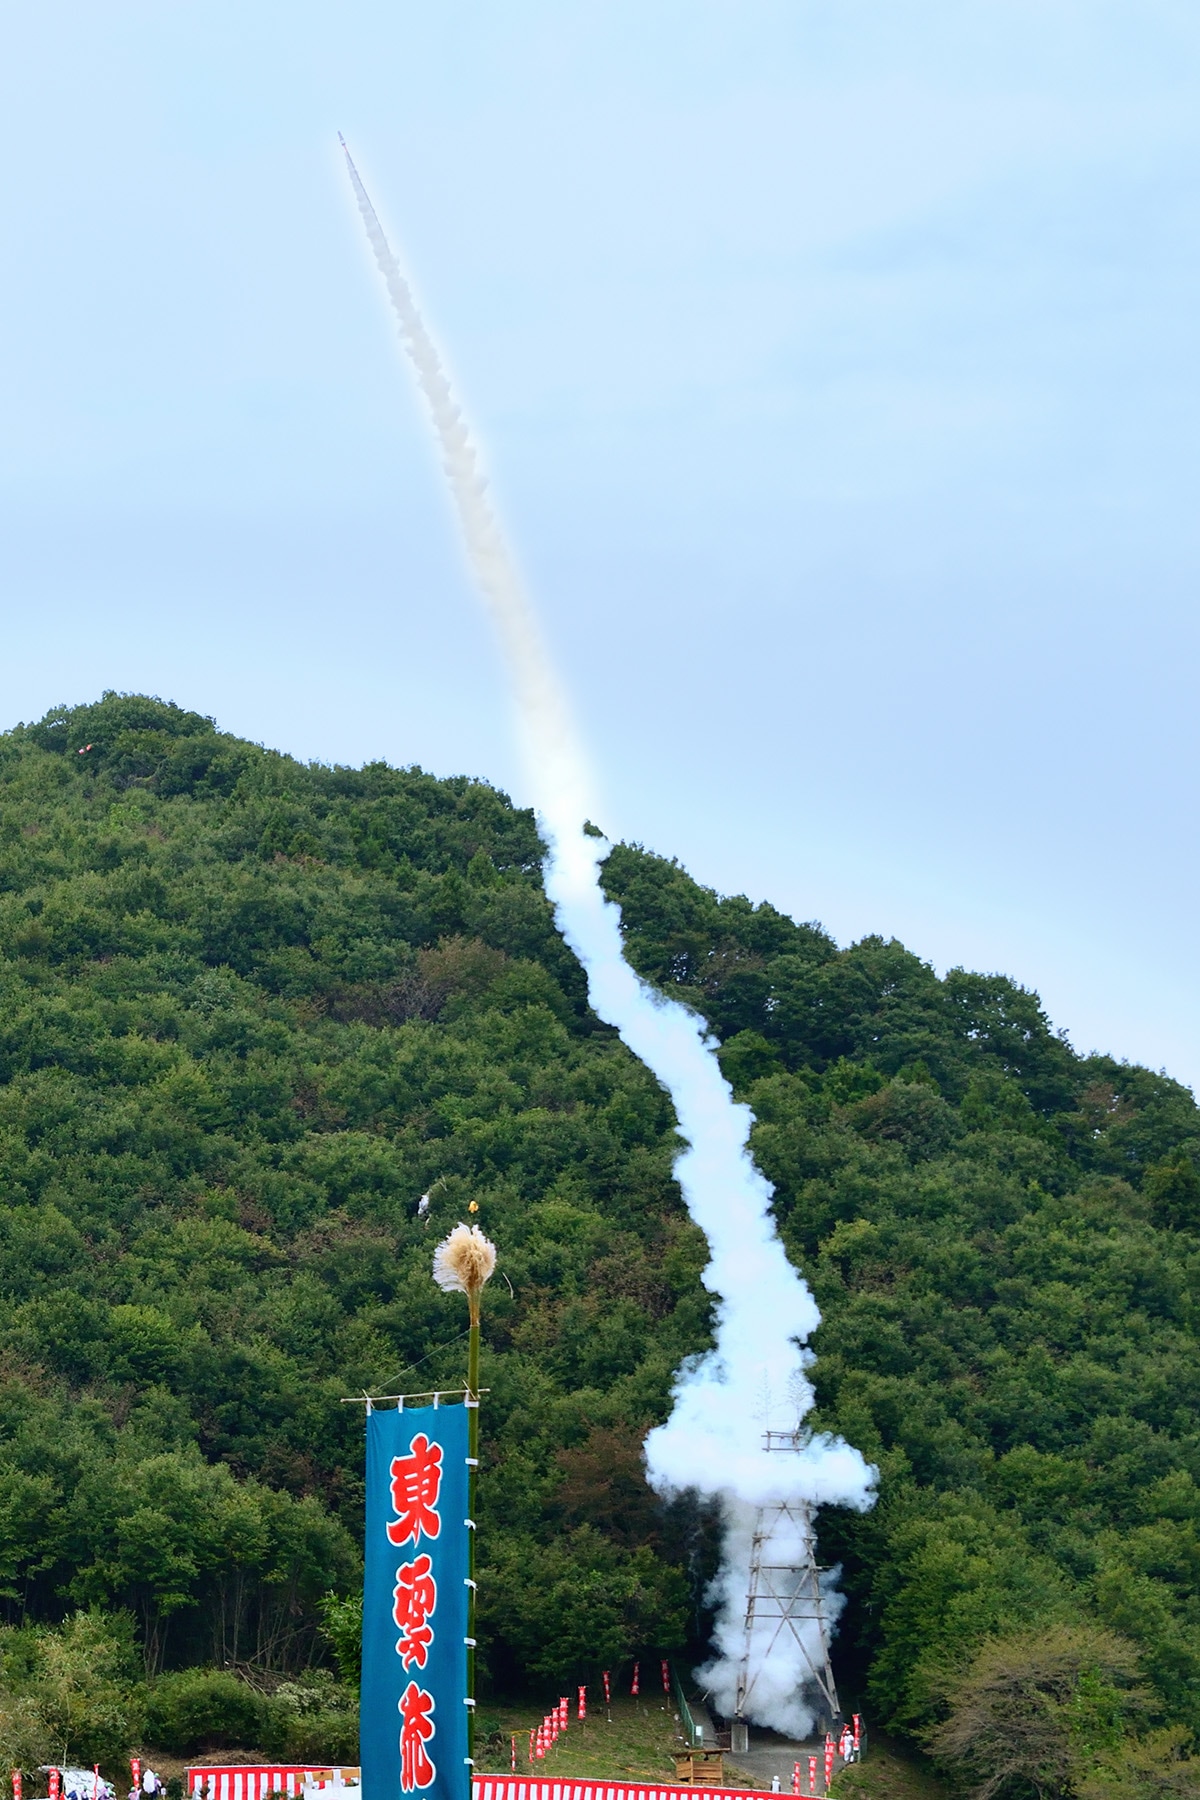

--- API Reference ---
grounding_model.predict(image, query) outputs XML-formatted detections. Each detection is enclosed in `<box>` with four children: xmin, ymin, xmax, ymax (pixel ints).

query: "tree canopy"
<box><xmin>1</xmin><ymin>694</ymin><xmax>1199</xmax><ymax>1786</ymax></box>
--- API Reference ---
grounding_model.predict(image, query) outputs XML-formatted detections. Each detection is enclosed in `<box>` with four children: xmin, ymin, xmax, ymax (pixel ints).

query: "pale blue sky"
<box><xmin>2</xmin><ymin>2</ymin><xmax>1199</xmax><ymax>1085</ymax></box>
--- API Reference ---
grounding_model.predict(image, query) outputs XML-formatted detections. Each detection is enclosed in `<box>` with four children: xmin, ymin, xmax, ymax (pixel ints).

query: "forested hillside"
<box><xmin>600</xmin><ymin>847</ymin><xmax>1200</xmax><ymax>1775</ymax></box>
<box><xmin>1</xmin><ymin>692</ymin><xmax>1200</xmax><ymax>1791</ymax></box>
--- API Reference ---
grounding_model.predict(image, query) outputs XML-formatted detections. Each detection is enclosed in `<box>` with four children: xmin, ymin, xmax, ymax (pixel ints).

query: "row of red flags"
<box><xmin>10</xmin><ymin>1770</ymin><xmax>99</xmax><ymax>1800</ymax></box>
<box><xmin>791</xmin><ymin>1719</ymin><xmax>862</xmax><ymax>1795</ymax></box>
<box><xmin>512</xmin><ymin>1663</ymin><xmax>675</xmax><ymax>1768</ymax></box>
<box><xmin>9</xmin><ymin>1757</ymin><xmax>146</xmax><ymax>1799</ymax></box>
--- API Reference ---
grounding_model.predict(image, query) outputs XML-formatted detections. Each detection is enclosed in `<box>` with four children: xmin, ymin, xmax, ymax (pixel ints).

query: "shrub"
<box><xmin>262</xmin><ymin>1673</ymin><xmax>358</xmax><ymax>1763</ymax></box>
<box><xmin>144</xmin><ymin>1671</ymin><xmax>267</xmax><ymax>1754</ymax></box>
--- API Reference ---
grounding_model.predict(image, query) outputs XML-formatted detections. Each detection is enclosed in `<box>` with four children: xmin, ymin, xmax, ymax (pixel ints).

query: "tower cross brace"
<box><xmin>733</xmin><ymin>1430</ymin><xmax>841</xmax><ymax>1739</ymax></box>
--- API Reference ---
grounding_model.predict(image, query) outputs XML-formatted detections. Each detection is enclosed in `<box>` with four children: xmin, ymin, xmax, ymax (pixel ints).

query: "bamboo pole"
<box><xmin>431</xmin><ymin>1223</ymin><xmax>496</xmax><ymax>1800</ymax></box>
<box><xmin>467</xmin><ymin>1287</ymin><xmax>481</xmax><ymax>1782</ymax></box>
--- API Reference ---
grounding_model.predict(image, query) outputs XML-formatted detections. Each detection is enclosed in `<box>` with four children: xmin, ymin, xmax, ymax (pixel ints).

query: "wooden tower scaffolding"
<box><xmin>731</xmin><ymin>1430</ymin><xmax>841</xmax><ymax>1751</ymax></box>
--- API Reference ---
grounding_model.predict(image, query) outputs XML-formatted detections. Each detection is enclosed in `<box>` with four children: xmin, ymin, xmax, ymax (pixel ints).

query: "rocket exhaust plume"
<box><xmin>341</xmin><ymin>137</ymin><xmax>876</xmax><ymax>1735</ymax></box>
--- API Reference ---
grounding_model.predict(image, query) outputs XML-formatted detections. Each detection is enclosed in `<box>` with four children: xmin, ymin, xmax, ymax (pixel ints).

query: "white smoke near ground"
<box><xmin>341</xmin><ymin>140</ymin><xmax>877</xmax><ymax>1735</ymax></box>
<box><xmin>703</xmin><ymin>1501</ymin><xmax>849</xmax><ymax>1740</ymax></box>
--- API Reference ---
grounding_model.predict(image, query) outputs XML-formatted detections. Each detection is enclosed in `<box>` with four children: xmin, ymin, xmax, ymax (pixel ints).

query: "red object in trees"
<box><xmin>631</xmin><ymin>1662</ymin><xmax>639</xmax><ymax>1696</ymax></box>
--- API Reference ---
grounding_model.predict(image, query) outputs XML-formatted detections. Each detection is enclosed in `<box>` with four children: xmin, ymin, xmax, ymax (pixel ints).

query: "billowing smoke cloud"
<box><xmin>342</xmin><ymin>140</ymin><xmax>876</xmax><ymax>1733</ymax></box>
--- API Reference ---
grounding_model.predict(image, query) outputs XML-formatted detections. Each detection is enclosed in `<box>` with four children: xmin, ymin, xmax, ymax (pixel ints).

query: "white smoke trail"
<box><xmin>341</xmin><ymin>140</ymin><xmax>876</xmax><ymax>1734</ymax></box>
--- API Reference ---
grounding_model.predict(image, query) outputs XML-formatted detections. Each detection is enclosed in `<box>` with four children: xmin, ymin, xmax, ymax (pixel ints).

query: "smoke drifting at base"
<box><xmin>340</xmin><ymin>138</ymin><xmax>877</xmax><ymax>1733</ymax></box>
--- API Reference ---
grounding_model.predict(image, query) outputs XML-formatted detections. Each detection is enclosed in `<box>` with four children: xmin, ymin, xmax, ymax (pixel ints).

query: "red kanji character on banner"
<box><xmin>387</xmin><ymin>1435</ymin><xmax>443</xmax><ymax>1547</ymax></box>
<box><xmin>398</xmin><ymin>1680</ymin><xmax>436</xmax><ymax>1791</ymax></box>
<box><xmin>392</xmin><ymin>1553</ymin><xmax>438</xmax><ymax>1669</ymax></box>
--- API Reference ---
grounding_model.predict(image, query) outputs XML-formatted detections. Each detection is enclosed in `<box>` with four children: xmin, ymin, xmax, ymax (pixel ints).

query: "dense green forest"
<box><xmin>1</xmin><ymin>692</ymin><xmax>1199</xmax><ymax>1796</ymax></box>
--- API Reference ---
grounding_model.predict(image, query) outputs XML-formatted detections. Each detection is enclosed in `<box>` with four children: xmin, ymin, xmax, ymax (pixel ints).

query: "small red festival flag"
<box><xmin>631</xmin><ymin>1660</ymin><xmax>640</xmax><ymax>1696</ymax></box>
<box><xmin>131</xmin><ymin>1763</ymin><xmax>141</xmax><ymax>1794</ymax></box>
<box><xmin>560</xmin><ymin>1696</ymin><xmax>569</xmax><ymax>1730</ymax></box>
<box><xmin>809</xmin><ymin>1757</ymin><xmax>817</xmax><ymax>1793</ymax></box>
<box><xmin>578</xmin><ymin>1684</ymin><xmax>587</xmax><ymax>1721</ymax></box>
<box><xmin>824</xmin><ymin>1736</ymin><xmax>834</xmax><ymax>1788</ymax></box>
<box><xmin>793</xmin><ymin>1764</ymin><xmax>801</xmax><ymax>1796</ymax></box>
<box><xmin>536</xmin><ymin>1724</ymin><xmax>545</xmax><ymax>1760</ymax></box>
<box><xmin>853</xmin><ymin>1714</ymin><xmax>861</xmax><ymax>1752</ymax></box>
<box><xmin>48</xmin><ymin>1775</ymin><xmax>60</xmax><ymax>1800</ymax></box>
<box><xmin>11</xmin><ymin>1774</ymin><xmax>21</xmax><ymax>1800</ymax></box>
<box><xmin>528</xmin><ymin>1730</ymin><xmax>535</xmax><ymax>1765</ymax></box>
<box><xmin>511</xmin><ymin>1736</ymin><xmax>517</xmax><ymax>1773</ymax></box>
<box><xmin>661</xmin><ymin>1658</ymin><xmax>670</xmax><ymax>1695</ymax></box>
<box><xmin>602</xmin><ymin>1669</ymin><xmax>611</xmax><ymax>1705</ymax></box>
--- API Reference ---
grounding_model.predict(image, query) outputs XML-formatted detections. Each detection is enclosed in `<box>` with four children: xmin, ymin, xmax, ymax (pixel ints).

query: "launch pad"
<box><xmin>730</xmin><ymin>1431</ymin><xmax>840</xmax><ymax>1754</ymax></box>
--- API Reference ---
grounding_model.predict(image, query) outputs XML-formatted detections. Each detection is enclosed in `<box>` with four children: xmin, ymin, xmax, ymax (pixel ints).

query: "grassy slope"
<box><xmin>480</xmin><ymin>1698</ymin><xmax>682</xmax><ymax>1782</ymax></box>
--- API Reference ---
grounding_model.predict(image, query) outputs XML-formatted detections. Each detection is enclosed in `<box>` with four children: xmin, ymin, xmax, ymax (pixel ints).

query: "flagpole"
<box><xmin>432</xmin><ymin>1220</ymin><xmax>496</xmax><ymax>1799</ymax></box>
<box><xmin>467</xmin><ymin>1286</ymin><xmax>480</xmax><ymax>1783</ymax></box>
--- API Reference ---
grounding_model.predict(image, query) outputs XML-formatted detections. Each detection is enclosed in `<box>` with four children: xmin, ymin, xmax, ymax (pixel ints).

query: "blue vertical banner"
<box><xmin>362</xmin><ymin>1404</ymin><xmax>470</xmax><ymax>1800</ymax></box>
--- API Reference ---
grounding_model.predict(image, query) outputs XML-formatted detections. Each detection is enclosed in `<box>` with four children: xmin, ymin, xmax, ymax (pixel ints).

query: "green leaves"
<box><xmin>3</xmin><ymin>692</ymin><xmax>1200</xmax><ymax>1769</ymax></box>
<box><xmin>481</xmin><ymin>1527</ymin><xmax>688</xmax><ymax>1684</ymax></box>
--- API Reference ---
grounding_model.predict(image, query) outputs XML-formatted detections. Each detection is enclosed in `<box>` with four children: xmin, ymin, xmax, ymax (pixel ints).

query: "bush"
<box><xmin>263</xmin><ymin>1704</ymin><xmax>358</xmax><ymax>1764</ymax></box>
<box><xmin>143</xmin><ymin>1669</ymin><xmax>359</xmax><ymax>1762</ymax></box>
<box><xmin>0</xmin><ymin>1612</ymin><xmax>144</xmax><ymax>1776</ymax></box>
<box><xmin>144</xmin><ymin>1671</ymin><xmax>267</xmax><ymax>1754</ymax></box>
<box><xmin>262</xmin><ymin>1673</ymin><xmax>358</xmax><ymax>1762</ymax></box>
